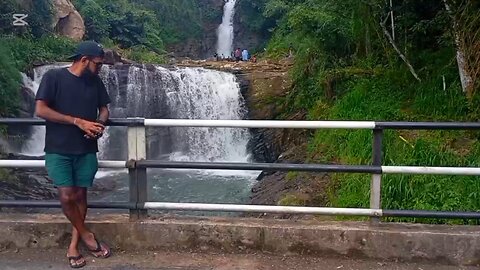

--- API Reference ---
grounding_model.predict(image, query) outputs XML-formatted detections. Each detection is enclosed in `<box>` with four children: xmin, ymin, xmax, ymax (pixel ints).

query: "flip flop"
<box><xmin>67</xmin><ymin>254</ymin><xmax>86</xmax><ymax>269</ymax></box>
<box><xmin>86</xmin><ymin>236</ymin><xmax>111</xmax><ymax>259</ymax></box>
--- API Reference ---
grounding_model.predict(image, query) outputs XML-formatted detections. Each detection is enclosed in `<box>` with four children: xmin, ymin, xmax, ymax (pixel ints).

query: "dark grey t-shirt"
<box><xmin>35</xmin><ymin>68</ymin><xmax>111</xmax><ymax>155</ymax></box>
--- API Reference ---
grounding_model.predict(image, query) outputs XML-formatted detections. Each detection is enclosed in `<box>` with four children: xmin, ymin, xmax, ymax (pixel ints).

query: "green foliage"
<box><xmin>261</xmin><ymin>0</ymin><xmax>480</xmax><ymax>223</ymax></box>
<box><xmin>0</xmin><ymin>43</ymin><xmax>20</xmax><ymax>117</ymax></box>
<box><xmin>121</xmin><ymin>45</ymin><xmax>166</xmax><ymax>64</ymax></box>
<box><xmin>73</xmin><ymin>0</ymin><xmax>221</xmax><ymax>62</ymax></box>
<box><xmin>237</xmin><ymin>0</ymin><xmax>276</xmax><ymax>34</ymax></box>
<box><xmin>28</xmin><ymin>0</ymin><xmax>55</xmax><ymax>37</ymax></box>
<box><xmin>0</xmin><ymin>0</ymin><xmax>60</xmax><ymax>106</ymax></box>
<box><xmin>0</xmin><ymin>168</ymin><xmax>17</xmax><ymax>183</ymax></box>
<box><xmin>278</xmin><ymin>194</ymin><xmax>306</xmax><ymax>206</ymax></box>
<box><xmin>76</xmin><ymin>0</ymin><xmax>110</xmax><ymax>41</ymax></box>
<box><xmin>307</xmin><ymin>62</ymin><xmax>479</xmax><ymax>224</ymax></box>
<box><xmin>0</xmin><ymin>0</ymin><xmax>20</xmax><ymax>35</ymax></box>
<box><xmin>285</xmin><ymin>171</ymin><xmax>299</xmax><ymax>181</ymax></box>
<box><xmin>74</xmin><ymin>0</ymin><xmax>218</xmax><ymax>51</ymax></box>
<box><xmin>1</xmin><ymin>35</ymin><xmax>76</xmax><ymax>71</ymax></box>
<box><xmin>0</xmin><ymin>34</ymin><xmax>75</xmax><ymax>119</ymax></box>
<box><xmin>137</xmin><ymin>0</ymin><xmax>204</xmax><ymax>44</ymax></box>
<box><xmin>74</xmin><ymin>0</ymin><xmax>162</xmax><ymax>49</ymax></box>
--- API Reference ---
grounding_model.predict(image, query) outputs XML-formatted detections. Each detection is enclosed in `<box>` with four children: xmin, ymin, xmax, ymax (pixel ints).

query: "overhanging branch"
<box><xmin>380</xmin><ymin>15</ymin><xmax>421</xmax><ymax>82</ymax></box>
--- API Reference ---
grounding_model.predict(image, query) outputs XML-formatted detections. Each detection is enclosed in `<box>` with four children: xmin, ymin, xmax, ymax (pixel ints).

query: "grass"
<box><xmin>0</xmin><ymin>168</ymin><xmax>17</xmax><ymax>184</ymax></box>
<box><xmin>278</xmin><ymin>194</ymin><xmax>306</xmax><ymax>206</ymax></box>
<box><xmin>299</xmin><ymin>57</ymin><xmax>480</xmax><ymax>224</ymax></box>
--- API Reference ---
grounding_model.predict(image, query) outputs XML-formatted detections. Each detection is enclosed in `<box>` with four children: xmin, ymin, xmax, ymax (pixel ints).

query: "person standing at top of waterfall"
<box><xmin>234</xmin><ymin>48</ymin><xmax>242</xmax><ymax>62</ymax></box>
<box><xmin>35</xmin><ymin>40</ymin><xmax>111</xmax><ymax>269</ymax></box>
<box><xmin>242</xmin><ymin>49</ymin><xmax>249</xmax><ymax>61</ymax></box>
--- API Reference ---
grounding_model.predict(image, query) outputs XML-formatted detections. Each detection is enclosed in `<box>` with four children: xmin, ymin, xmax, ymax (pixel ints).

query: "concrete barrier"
<box><xmin>1</xmin><ymin>214</ymin><xmax>479</xmax><ymax>266</ymax></box>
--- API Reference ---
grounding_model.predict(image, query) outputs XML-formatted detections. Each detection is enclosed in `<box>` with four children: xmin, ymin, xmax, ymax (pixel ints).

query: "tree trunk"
<box><xmin>443</xmin><ymin>0</ymin><xmax>474</xmax><ymax>94</ymax></box>
<box><xmin>380</xmin><ymin>15</ymin><xmax>421</xmax><ymax>82</ymax></box>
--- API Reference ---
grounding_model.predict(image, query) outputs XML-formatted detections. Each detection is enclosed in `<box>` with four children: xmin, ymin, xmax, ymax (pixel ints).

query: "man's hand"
<box><xmin>74</xmin><ymin>118</ymin><xmax>105</xmax><ymax>139</ymax></box>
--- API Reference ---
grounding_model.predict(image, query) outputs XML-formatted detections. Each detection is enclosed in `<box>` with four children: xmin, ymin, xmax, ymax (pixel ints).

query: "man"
<box><xmin>234</xmin><ymin>47</ymin><xmax>242</xmax><ymax>62</ymax></box>
<box><xmin>242</xmin><ymin>49</ymin><xmax>249</xmax><ymax>61</ymax></box>
<box><xmin>35</xmin><ymin>40</ymin><xmax>111</xmax><ymax>268</ymax></box>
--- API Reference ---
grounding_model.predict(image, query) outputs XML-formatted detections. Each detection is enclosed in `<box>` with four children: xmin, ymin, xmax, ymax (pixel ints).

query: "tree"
<box><xmin>444</xmin><ymin>0</ymin><xmax>479</xmax><ymax>97</ymax></box>
<box><xmin>76</xmin><ymin>0</ymin><xmax>111</xmax><ymax>42</ymax></box>
<box><xmin>0</xmin><ymin>44</ymin><xmax>20</xmax><ymax>117</ymax></box>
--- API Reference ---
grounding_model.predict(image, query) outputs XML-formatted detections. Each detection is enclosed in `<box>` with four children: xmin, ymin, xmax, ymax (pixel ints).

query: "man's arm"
<box><xmin>36</xmin><ymin>100</ymin><xmax>76</xmax><ymax>125</ymax></box>
<box><xmin>97</xmin><ymin>106</ymin><xmax>109</xmax><ymax>124</ymax></box>
<box><xmin>36</xmin><ymin>100</ymin><xmax>104</xmax><ymax>138</ymax></box>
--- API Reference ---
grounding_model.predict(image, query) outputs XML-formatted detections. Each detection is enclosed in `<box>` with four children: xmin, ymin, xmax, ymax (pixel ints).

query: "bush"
<box><xmin>1</xmin><ymin>35</ymin><xmax>76</xmax><ymax>71</ymax></box>
<box><xmin>0</xmin><ymin>43</ymin><xmax>20</xmax><ymax>117</ymax></box>
<box><xmin>121</xmin><ymin>45</ymin><xmax>166</xmax><ymax>64</ymax></box>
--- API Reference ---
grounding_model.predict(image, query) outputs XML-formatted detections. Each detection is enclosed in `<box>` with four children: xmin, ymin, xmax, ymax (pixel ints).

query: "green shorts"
<box><xmin>45</xmin><ymin>153</ymin><xmax>98</xmax><ymax>188</ymax></box>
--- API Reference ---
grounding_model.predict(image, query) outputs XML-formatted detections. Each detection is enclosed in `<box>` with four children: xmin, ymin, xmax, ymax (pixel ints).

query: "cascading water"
<box><xmin>166</xmin><ymin>67</ymin><xmax>249</xmax><ymax>162</ymax></box>
<box><xmin>19</xmin><ymin>64</ymin><xmax>257</xmax><ymax>207</ymax></box>
<box><xmin>99</xmin><ymin>65</ymin><xmax>251</xmax><ymax>163</ymax></box>
<box><xmin>216</xmin><ymin>0</ymin><xmax>237</xmax><ymax>58</ymax></box>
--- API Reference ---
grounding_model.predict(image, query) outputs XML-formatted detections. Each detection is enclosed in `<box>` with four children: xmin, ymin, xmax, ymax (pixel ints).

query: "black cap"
<box><xmin>68</xmin><ymin>41</ymin><xmax>105</xmax><ymax>60</ymax></box>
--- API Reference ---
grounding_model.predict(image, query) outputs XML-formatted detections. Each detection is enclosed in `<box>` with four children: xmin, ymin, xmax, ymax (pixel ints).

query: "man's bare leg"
<box><xmin>58</xmin><ymin>187</ymin><xmax>89</xmax><ymax>234</ymax></box>
<box><xmin>60</xmin><ymin>187</ymin><xmax>109</xmax><ymax>258</ymax></box>
<box><xmin>67</xmin><ymin>187</ymin><xmax>87</xmax><ymax>263</ymax></box>
<box><xmin>59</xmin><ymin>187</ymin><xmax>88</xmax><ymax>267</ymax></box>
<box><xmin>58</xmin><ymin>187</ymin><xmax>105</xmax><ymax>254</ymax></box>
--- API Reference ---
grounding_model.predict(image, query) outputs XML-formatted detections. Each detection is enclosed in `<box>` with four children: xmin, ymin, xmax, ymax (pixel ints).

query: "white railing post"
<box><xmin>370</xmin><ymin>129</ymin><xmax>384</xmax><ymax>222</ymax></box>
<box><xmin>127</xmin><ymin>118</ymin><xmax>148</xmax><ymax>220</ymax></box>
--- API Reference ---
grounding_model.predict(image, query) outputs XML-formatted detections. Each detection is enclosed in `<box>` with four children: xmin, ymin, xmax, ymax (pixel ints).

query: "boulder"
<box><xmin>104</xmin><ymin>49</ymin><xmax>133</xmax><ymax>65</ymax></box>
<box><xmin>52</xmin><ymin>0</ymin><xmax>85</xmax><ymax>41</ymax></box>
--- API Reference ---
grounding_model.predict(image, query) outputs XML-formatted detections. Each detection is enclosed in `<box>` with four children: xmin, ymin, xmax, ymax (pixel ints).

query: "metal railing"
<box><xmin>1</xmin><ymin>118</ymin><xmax>480</xmax><ymax>221</ymax></box>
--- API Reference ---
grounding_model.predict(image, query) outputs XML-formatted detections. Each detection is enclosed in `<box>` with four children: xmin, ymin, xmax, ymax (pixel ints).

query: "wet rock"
<box><xmin>7</xmin><ymin>86</ymin><xmax>35</xmax><ymax>151</ymax></box>
<box><xmin>104</xmin><ymin>49</ymin><xmax>133</xmax><ymax>65</ymax></box>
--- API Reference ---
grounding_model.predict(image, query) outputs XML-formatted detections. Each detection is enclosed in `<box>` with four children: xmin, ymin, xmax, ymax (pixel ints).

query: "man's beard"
<box><xmin>81</xmin><ymin>68</ymin><xmax>97</xmax><ymax>79</ymax></box>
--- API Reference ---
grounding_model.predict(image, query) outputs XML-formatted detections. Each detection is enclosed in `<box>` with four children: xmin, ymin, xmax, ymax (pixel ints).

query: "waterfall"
<box><xmin>21</xmin><ymin>64</ymin><xmax>251</xmax><ymax>164</ymax></box>
<box><xmin>216</xmin><ymin>0</ymin><xmax>237</xmax><ymax>58</ymax></box>
<box><xmin>100</xmin><ymin>65</ymin><xmax>250</xmax><ymax>162</ymax></box>
<box><xmin>163</xmin><ymin>67</ymin><xmax>249</xmax><ymax>162</ymax></box>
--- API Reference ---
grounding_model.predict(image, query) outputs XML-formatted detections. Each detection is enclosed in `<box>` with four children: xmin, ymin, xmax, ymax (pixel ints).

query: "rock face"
<box><xmin>169</xmin><ymin>33</ymin><xmax>218</xmax><ymax>60</ymax></box>
<box><xmin>0</xmin><ymin>154</ymin><xmax>55</xmax><ymax>207</ymax></box>
<box><xmin>168</xmin><ymin>0</ymin><xmax>224</xmax><ymax>59</ymax></box>
<box><xmin>17</xmin><ymin>86</ymin><xmax>35</xmax><ymax>119</ymax></box>
<box><xmin>6</xmin><ymin>86</ymin><xmax>35</xmax><ymax>152</ymax></box>
<box><xmin>52</xmin><ymin>0</ymin><xmax>85</xmax><ymax>41</ymax></box>
<box><xmin>103</xmin><ymin>49</ymin><xmax>133</xmax><ymax>65</ymax></box>
<box><xmin>249</xmin><ymin>144</ymin><xmax>330</xmax><ymax>219</ymax></box>
<box><xmin>233</xmin><ymin>0</ymin><xmax>272</xmax><ymax>53</ymax></box>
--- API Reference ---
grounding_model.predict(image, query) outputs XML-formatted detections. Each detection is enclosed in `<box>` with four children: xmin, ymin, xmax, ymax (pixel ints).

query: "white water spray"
<box><xmin>216</xmin><ymin>0</ymin><xmax>237</xmax><ymax>58</ymax></box>
<box><xmin>161</xmin><ymin>67</ymin><xmax>250</xmax><ymax>162</ymax></box>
